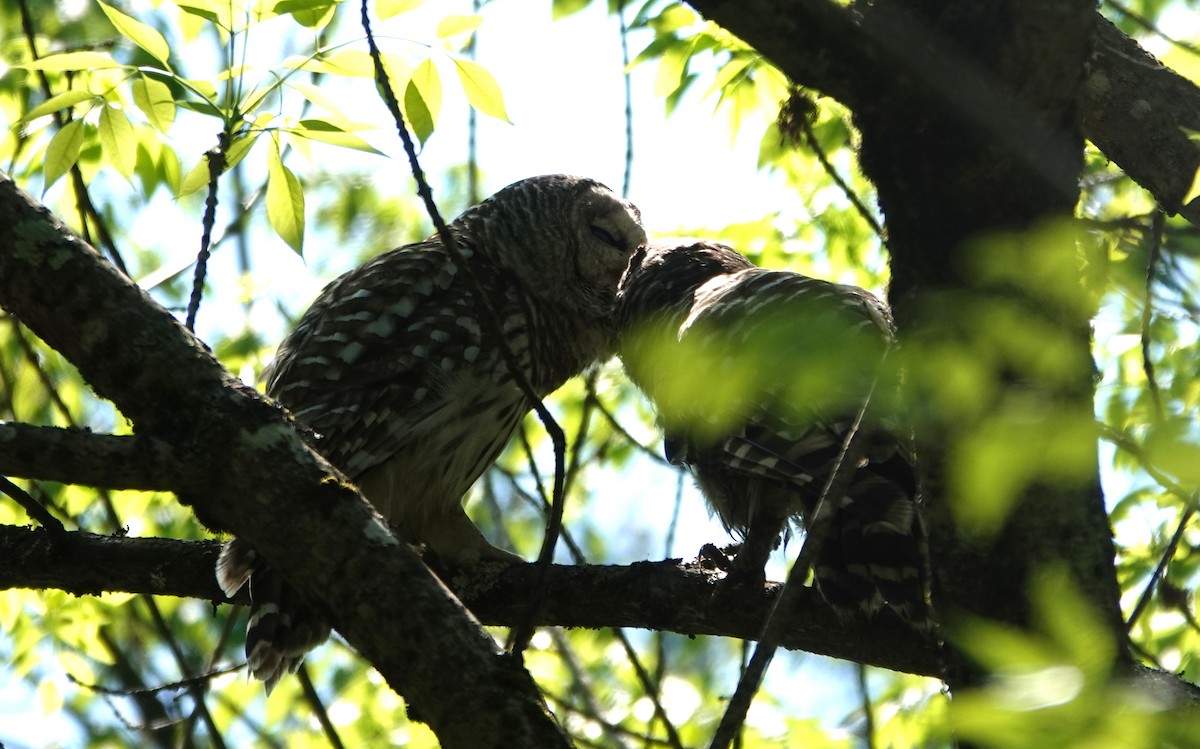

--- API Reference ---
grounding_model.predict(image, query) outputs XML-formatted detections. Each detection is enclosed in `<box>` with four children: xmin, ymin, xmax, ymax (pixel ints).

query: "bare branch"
<box><xmin>0</xmin><ymin>424</ymin><xmax>178</xmax><ymax>491</ymax></box>
<box><xmin>0</xmin><ymin>524</ymin><xmax>943</xmax><ymax>677</ymax></box>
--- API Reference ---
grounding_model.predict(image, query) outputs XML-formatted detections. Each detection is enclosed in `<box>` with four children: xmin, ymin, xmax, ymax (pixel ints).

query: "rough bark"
<box><xmin>0</xmin><ymin>524</ymin><xmax>941</xmax><ymax>677</ymax></box>
<box><xmin>0</xmin><ymin>171</ymin><xmax>571</xmax><ymax>749</ymax></box>
<box><xmin>687</xmin><ymin>0</ymin><xmax>1137</xmax><ymax>695</ymax></box>
<box><xmin>856</xmin><ymin>0</ymin><xmax>1125</xmax><ymax>692</ymax></box>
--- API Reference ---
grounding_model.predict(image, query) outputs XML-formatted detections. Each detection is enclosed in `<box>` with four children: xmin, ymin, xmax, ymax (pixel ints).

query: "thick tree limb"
<box><xmin>0</xmin><ymin>171</ymin><xmax>571</xmax><ymax>749</ymax></box>
<box><xmin>0</xmin><ymin>424</ymin><xmax>177</xmax><ymax>492</ymax></box>
<box><xmin>0</xmin><ymin>524</ymin><xmax>942</xmax><ymax>677</ymax></box>
<box><xmin>686</xmin><ymin>0</ymin><xmax>1200</xmax><ymax>226</ymax></box>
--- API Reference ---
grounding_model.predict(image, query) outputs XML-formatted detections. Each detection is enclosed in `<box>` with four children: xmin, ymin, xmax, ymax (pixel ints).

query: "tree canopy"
<box><xmin>2</xmin><ymin>0</ymin><xmax>1200</xmax><ymax>747</ymax></box>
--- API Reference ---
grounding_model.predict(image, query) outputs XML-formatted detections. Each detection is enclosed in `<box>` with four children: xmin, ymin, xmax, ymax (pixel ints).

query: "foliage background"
<box><xmin>1</xmin><ymin>0</ymin><xmax>1198</xmax><ymax>746</ymax></box>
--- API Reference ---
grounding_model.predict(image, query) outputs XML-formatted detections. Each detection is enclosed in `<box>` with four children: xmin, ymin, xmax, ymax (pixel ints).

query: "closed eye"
<box><xmin>590</xmin><ymin>225</ymin><xmax>621</xmax><ymax>248</ymax></box>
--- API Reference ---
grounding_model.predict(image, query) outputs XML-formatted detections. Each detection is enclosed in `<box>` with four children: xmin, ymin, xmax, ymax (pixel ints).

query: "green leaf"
<box><xmin>404</xmin><ymin>80</ymin><xmax>433</xmax><ymax>146</ymax></box>
<box><xmin>224</xmin><ymin>133</ymin><xmax>259</xmax><ymax>170</ymax></box>
<box><xmin>43</xmin><ymin>120</ymin><xmax>85</xmax><ymax>190</ymax></box>
<box><xmin>19</xmin><ymin>51</ymin><xmax>124</xmax><ymax>71</ymax></box>
<box><xmin>290</xmin><ymin>49</ymin><xmax>379</xmax><ymax>77</ymax></box>
<box><xmin>652</xmin><ymin>3</ymin><xmax>699</xmax><ymax>33</ymax></box>
<box><xmin>552</xmin><ymin>0</ymin><xmax>591</xmax><ymax>20</ymax></box>
<box><xmin>290</xmin><ymin>119</ymin><xmax>383</xmax><ymax>154</ymax></box>
<box><xmin>286</xmin><ymin>80</ymin><xmax>360</xmax><ymax>126</ymax></box>
<box><xmin>266</xmin><ymin>139</ymin><xmax>305</xmax><ymax>254</ymax></box>
<box><xmin>177</xmin><ymin>158</ymin><xmax>210</xmax><ymax>198</ymax></box>
<box><xmin>176</xmin><ymin>136</ymin><xmax>253</xmax><ymax>199</ymax></box>
<box><xmin>405</xmin><ymin>58</ymin><xmax>441</xmax><ymax>145</ymax></box>
<box><xmin>176</xmin><ymin>0</ymin><xmax>235</xmax><ymax>30</ymax></box>
<box><xmin>98</xmin><ymin>1</ymin><xmax>171</xmax><ymax>64</ymax></box>
<box><xmin>132</xmin><ymin>75</ymin><xmax>175</xmax><ymax>132</ymax></box>
<box><xmin>98</xmin><ymin>104</ymin><xmax>137</xmax><ymax>179</ymax></box>
<box><xmin>452</xmin><ymin>58</ymin><xmax>509</xmax><ymax>122</ymax></box>
<box><xmin>1184</xmin><ymin>163</ymin><xmax>1200</xmax><ymax>207</ymax></box>
<box><xmin>21</xmin><ymin>89</ymin><xmax>97</xmax><ymax>122</ymax></box>
<box><xmin>436</xmin><ymin>14</ymin><xmax>482</xmax><ymax>39</ymax></box>
<box><xmin>654</xmin><ymin>42</ymin><xmax>690</xmax><ymax>98</ymax></box>
<box><xmin>376</xmin><ymin>0</ymin><xmax>425</xmax><ymax>19</ymax></box>
<box><xmin>273</xmin><ymin>0</ymin><xmax>338</xmax><ymax>28</ymax></box>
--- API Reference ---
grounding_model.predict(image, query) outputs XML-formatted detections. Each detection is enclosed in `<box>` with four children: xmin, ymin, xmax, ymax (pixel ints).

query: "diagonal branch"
<box><xmin>0</xmin><ymin>170</ymin><xmax>569</xmax><ymax>749</ymax></box>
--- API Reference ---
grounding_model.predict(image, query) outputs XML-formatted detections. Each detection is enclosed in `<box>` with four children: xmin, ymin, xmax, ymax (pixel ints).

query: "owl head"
<box><xmin>456</xmin><ymin>175</ymin><xmax>646</xmax><ymax>319</ymax></box>
<box><xmin>616</xmin><ymin>239</ymin><xmax>756</xmax><ymax>330</ymax></box>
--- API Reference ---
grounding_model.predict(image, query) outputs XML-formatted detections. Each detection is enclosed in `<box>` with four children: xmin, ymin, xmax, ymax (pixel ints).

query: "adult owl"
<box><xmin>218</xmin><ymin>175</ymin><xmax>646</xmax><ymax>689</ymax></box>
<box><xmin>617</xmin><ymin>240</ymin><xmax>931</xmax><ymax>627</ymax></box>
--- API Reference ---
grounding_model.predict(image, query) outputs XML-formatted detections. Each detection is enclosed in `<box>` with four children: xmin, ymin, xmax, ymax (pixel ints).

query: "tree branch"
<box><xmin>0</xmin><ymin>524</ymin><xmax>942</xmax><ymax>678</ymax></box>
<box><xmin>0</xmin><ymin>424</ymin><xmax>177</xmax><ymax>491</ymax></box>
<box><xmin>685</xmin><ymin>0</ymin><xmax>1200</xmax><ymax>227</ymax></box>
<box><xmin>0</xmin><ymin>170</ymin><xmax>570</xmax><ymax>749</ymax></box>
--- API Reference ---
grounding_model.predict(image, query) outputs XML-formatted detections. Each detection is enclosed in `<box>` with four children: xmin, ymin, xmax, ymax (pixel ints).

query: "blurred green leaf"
<box><xmin>19</xmin><ymin>51</ymin><xmax>124</xmax><ymax>71</ymax></box>
<box><xmin>376</xmin><ymin>0</ymin><xmax>426</xmax><ymax>18</ymax></box>
<box><xmin>552</xmin><ymin>0</ymin><xmax>591</xmax><ymax>19</ymax></box>
<box><xmin>20</xmin><ymin>89</ymin><xmax>96</xmax><ymax>122</ymax></box>
<box><xmin>98</xmin><ymin>104</ymin><xmax>137</xmax><ymax>179</ymax></box>
<box><xmin>131</xmin><ymin>74</ymin><xmax>175</xmax><ymax>132</ymax></box>
<box><xmin>98</xmin><ymin>1</ymin><xmax>172</xmax><ymax>64</ymax></box>
<box><xmin>436</xmin><ymin>14</ymin><xmax>482</xmax><ymax>39</ymax></box>
<box><xmin>273</xmin><ymin>0</ymin><xmax>339</xmax><ymax>28</ymax></box>
<box><xmin>43</xmin><ymin>119</ymin><xmax>85</xmax><ymax>189</ymax></box>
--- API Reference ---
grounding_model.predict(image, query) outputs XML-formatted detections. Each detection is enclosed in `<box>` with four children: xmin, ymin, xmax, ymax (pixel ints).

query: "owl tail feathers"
<box><xmin>811</xmin><ymin>479</ymin><xmax>936</xmax><ymax>634</ymax></box>
<box><xmin>216</xmin><ymin>539</ymin><xmax>332</xmax><ymax>694</ymax></box>
<box><xmin>216</xmin><ymin>537</ymin><xmax>258</xmax><ymax>598</ymax></box>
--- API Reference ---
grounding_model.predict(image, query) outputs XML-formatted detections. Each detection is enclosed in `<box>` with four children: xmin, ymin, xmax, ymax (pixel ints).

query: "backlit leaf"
<box><xmin>21</xmin><ymin>89</ymin><xmax>96</xmax><ymax>122</ymax></box>
<box><xmin>43</xmin><ymin>119</ymin><xmax>85</xmax><ymax>189</ymax></box>
<box><xmin>453</xmin><ymin>58</ymin><xmax>509</xmax><ymax>122</ymax></box>
<box><xmin>132</xmin><ymin>74</ymin><xmax>176</xmax><ymax>131</ymax></box>
<box><xmin>99</xmin><ymin>104</ymin><xmax>137</xmax><ymax>178</ymax></box>
<box><xmin>266</xmin><ymin>139</ymin><xmax>305</xmax><ymax>253</ymax></box>
<box><xmin>98</xmin><ymin>1</ymin><xmax>172</xmax><ymax>64</ymax></box>
<box><xmin>19</xmin><ymin>51</ymin><xmax>123</xmax><ymax>71</ymax></box>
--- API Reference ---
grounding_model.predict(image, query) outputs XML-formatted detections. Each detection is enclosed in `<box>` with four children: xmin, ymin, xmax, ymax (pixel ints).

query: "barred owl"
<box><xmin>218</xmin><ymin>175</ymin><xmax>646</xmax><ymax>689</ymax></box>
<box><xmin>617</xmin><ymin>240</ymin><xmax>931</xmax><ymax>627</ymax></box>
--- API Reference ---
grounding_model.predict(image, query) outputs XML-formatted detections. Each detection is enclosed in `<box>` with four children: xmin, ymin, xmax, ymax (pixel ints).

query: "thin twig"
<box><xmin>798</xmin><ymin>102</ymin><xmax>885</xmax><ymax>241</ymax></box>
<box><xmin>298</xmin><ymin>664</ymin><xmax>347</xmax><ymax>749</ymax></box>
<box><xmin>0</xmin><ymin>475</ymin><xmax>65</xmax><ymax>533</ymax></box>
<box><xmin>141</xmin><ymin>596</ymin><xmax>229</xmax><ymax>749</ymax></box>
<box><xmin>708</xmin><ymin>349</ymin><xmax>887</xmax><ymax>749</ymax></box>
<box><xmin>857</xmin><ymin>664</ymin><xmax>876</xmax><ymax>749</ymax></box>
<box><xmin>1100</xmin><ymin>425</ymin><xmax>1197</xmax><ymax>506</ymax></box>
<box><xmin>1106</xmin><ymin>0</ymin><xmax>1200</xmax><ymax>56</ymax></box>
<box><xmin>549</xmin><ymin>628</ymin><xmax>633</xmax><ymax>749</ymax></box>
<box><xmin>492</xmin><ymin>465</ymin><xmax>687</xmax><ymax>745</ymax></box>
<box><xmin>186</xmin><ymin>138</ymin><xmax>229</xmax><ymax>331</ymax></box>
<box><xmin>618</xmin><ymin>0</ymin><xmax>634</xmax><ymax>199</ymax></box>
<box><xmin>1140</xmin><ymin>208</ymin><xmax>1166</xmax><ymax>423</ymax></box>
<box><xmin>360</xmin><ymin>0</ymin><xmax>568</xmax><ymax>658</ymax></box>
<box><xmin>542</xmin><ymin>687</ymin><xmax>679</xmax><ymax>748</ymax></box>
<box><xmin>1125</xmin><ymin>506</ymin><xmax>1196</xmax><ymax>632</ymax></box>
<box><xmin>593</xmin><ymin>392</ymin><xmax>671</xmax><ymax>465</ymax></box>
<box><xmin>69</xmin><ymin>662</ymin><xmax>244</xmax><ymax>697</ymax></box>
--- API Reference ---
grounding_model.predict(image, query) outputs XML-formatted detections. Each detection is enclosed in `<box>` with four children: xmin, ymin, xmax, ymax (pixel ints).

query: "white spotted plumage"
<box><xmin>218</xmin><ymin>175</ymin><xmax>646</xmax><ymax>690</ymax></box>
